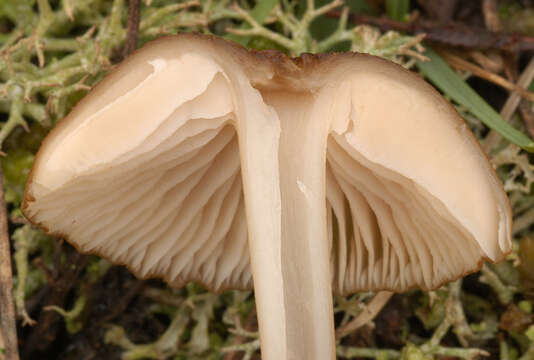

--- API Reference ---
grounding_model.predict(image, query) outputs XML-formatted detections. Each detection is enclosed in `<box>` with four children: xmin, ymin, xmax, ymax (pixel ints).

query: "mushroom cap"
<box><xmin>23</xmin><ymin>33</ymin><xmax>512</xmax><ymax>293</ymax></box>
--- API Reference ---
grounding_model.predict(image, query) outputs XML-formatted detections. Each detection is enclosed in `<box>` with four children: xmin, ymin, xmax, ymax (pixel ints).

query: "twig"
<box><xmin>440</xmin><ymin>51</ymin><xmax>534</xmax><ymax>102</ymax></box>
<box><xmin>484</xmin><ymin>57</ymin><xmax>534</xmax><ymax>153</ymax></box>
<box><xmin>468</xmin><ymin>50</ymin><xmax>503</xmax><ymax>73</ymax></box>
<box><xmin>330</xmin><ymin>11</ymin><xmax>534</xmax><ymax>51</ymax></box>
<box><xmin>123</xmin><ymin>0</ymin><xmax>141</xmax><ymax>59</ymax></box>
<box><xmin>336</xmin><ymin>284</ymin><xmax>488</xmax><ymax>360</ymax></box>
<box><xmin>0</xmin><ymin>167</ymin><xmax>19</xmax><ymax>359</ymax></box>
<box><xmin>482</xmin><ymin>0</ymin><xmax>502</xmax><ymax>32</ymax></box>
<box><xmin>63</xmin><ymin>0</ymin><xmax>74</xmax><ymax>21</ymax></box>
<box><xmin>335</xmin><ymin>291</ymin><xmax>393</xmax><ymax>338</ymax></box>
<box><xmin>519</xmin><ymin>100</ymin><xmax>534</xmax><ymax>139</ymax></box>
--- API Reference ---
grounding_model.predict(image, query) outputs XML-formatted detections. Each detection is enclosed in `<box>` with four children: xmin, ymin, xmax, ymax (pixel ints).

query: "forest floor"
<box><xmin>1</xmin><ymin>0</ymin><xmax>534</xmax><ymax>359</ymax></box>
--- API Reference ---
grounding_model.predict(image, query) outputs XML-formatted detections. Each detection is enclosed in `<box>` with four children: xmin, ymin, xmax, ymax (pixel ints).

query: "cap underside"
<box><xmin>23</xmin><ymin>34</ymin><xmax>512</xmax><ymax>293</ymax></box>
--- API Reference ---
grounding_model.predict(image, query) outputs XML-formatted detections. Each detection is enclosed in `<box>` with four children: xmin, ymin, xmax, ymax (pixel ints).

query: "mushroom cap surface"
<box><xmin>23</xmin><ymin>33</ymin><xmax>512</xmax><ymax>293</ymax></box>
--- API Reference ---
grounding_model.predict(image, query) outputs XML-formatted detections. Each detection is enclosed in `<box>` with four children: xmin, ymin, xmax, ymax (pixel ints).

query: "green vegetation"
<box><xmin>1</xmin><ymin>0</ymin><xmax>534</xmax><ymax>359</ymax></box>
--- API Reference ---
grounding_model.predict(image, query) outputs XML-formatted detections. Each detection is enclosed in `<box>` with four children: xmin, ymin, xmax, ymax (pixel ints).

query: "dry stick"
<box><xmin>0</xmin><ymin>168</ymin><xmax>19</xmax><ymax>360</ymax></box>
<box><xmin>482</xmin><ymin>0</ymin><xmax>502</xmax><ymax>32</ymax></box>
<box><xmin>123</xmin><ymin>0</ymin><xmax>141</xmax><ymax>59</ymax></box>
<box><xmin>480</xmin><ymin>0</ymin><xmax>533</xmax><ymax>146</ymax></box>
<box><xmin>519</xmin><ymin>100</ymin><xmax>534</xmax><ymax>139</ymax></box>
<box><xmin>335</xmin><ymin>291</ymin><xmax>393</xmax><ymax>339</ymax></box>
<box><xmin>333</xmin><ymin>11</ymin><xmax>534</xmax><ymax>51</ymax></box>
<box><xmin>504</xmin><ymin>54</ymin><xmax>520</xmax><ymax>82</ymax></box>
<box><xmin>468</xmin><ymin>50</ymin><xmax>503</xmax><ymax>73</ymax></box>
<box><xmin>440</xmin><ymin>52</ymin><xmax>534</xmax><ymax>102</ymax></box>
<box><xmin>487</xmin><ymin>0</ymin><xmax>529</xmax><ymax>142</ymax></box>
<box><xmin>484</xmin><ymin>57</ymin><xmax>534</xmax><ymax>153</ymax></box>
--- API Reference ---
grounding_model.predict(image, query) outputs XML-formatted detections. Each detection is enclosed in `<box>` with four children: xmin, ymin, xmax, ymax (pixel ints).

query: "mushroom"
<box><xmin>22</xmin><ymin>34</ymin><xmax>512</xmax><ymax>360</ymax></box>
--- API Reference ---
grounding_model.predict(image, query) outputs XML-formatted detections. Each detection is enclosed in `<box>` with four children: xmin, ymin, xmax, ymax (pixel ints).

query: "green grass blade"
<box><xmin>386</xmin><ymin>0</ymin><xmax>410</xmax><ymax>21</ymax></box>
<box><xmin>416</xmin><ymin>47</ymin><xmax>534</xmax><ymax>152</ymax></box>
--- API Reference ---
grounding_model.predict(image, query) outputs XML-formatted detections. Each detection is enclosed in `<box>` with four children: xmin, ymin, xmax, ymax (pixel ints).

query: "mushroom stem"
<box><xmin>277</xmin><ymin>91</ymin><xmax>336</xmax><ymax>360</ymax></box>
<box><xmin>239</xmin><ymin>90</ymin><xmax>335</xmax><ymax>360</ymax></box>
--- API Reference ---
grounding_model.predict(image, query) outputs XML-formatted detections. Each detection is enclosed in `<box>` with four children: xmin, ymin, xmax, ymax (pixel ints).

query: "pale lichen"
<box><xmin>2</xmin><ymin>1</ymin><xmax>534</xmax><ymax>359</ymax></box>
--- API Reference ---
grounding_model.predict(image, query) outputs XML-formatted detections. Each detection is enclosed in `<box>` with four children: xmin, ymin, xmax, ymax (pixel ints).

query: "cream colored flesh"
<box><xmin>23</xmin><ymin>35</ymin><xmax>512</xmax><ymax>360</ymax></box>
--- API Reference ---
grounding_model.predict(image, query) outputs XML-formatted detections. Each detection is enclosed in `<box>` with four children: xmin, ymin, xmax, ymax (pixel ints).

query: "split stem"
<box><xmin>239</xmin><ymin>90</ymin><xmax>335</xmax><ymax>360</ymax></box>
